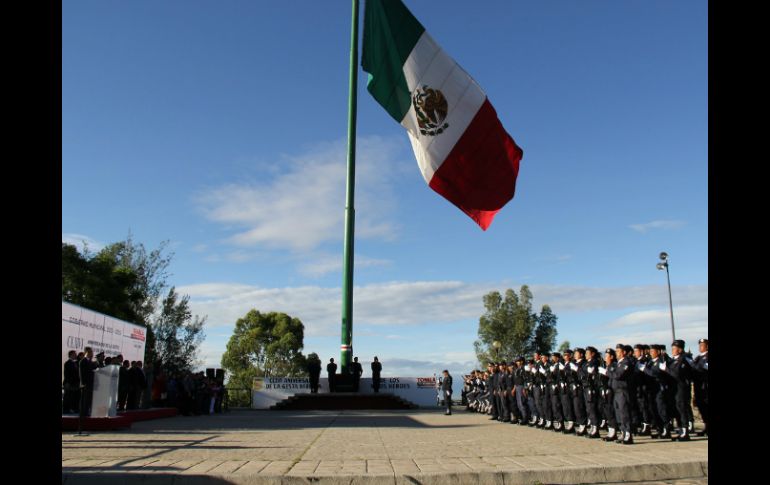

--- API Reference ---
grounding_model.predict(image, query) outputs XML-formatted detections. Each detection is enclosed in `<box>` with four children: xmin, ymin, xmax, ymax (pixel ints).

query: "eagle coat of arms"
<box><xmin>412</xmin><ymin>85</ymin><xmax>449</xmax><ymax>136</ymax></box>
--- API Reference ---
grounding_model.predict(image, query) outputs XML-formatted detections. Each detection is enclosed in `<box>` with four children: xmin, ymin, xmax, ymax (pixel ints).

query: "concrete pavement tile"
<box><xmin>181</xmin><ymin>459</ymin><xmax>224</xmax><ymax>474</ymax></box>
<box><xmin>206</xmin><ymin>460</ymin><xmax>249</xmax><ymax>474</ymax></box>
<box><xmin>258</xmin><ymin>460</ymin><xmax>294</xmax><ymax>475</ymax></box>
<box><xmin>231</xmin><ymin>460</ymin><xmax>272</xmax><ymax>475</ymax></box>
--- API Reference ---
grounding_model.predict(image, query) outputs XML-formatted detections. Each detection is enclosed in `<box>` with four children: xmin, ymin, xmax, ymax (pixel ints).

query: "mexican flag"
<box><xmin>362</xmin><ymin>0</ymin><xmax>523</xmax><ymax>230</ymax></box>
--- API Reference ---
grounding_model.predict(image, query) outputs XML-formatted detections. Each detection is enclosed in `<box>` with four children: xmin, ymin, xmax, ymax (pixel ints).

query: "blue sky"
<box><xmin>62</xmin><ymin>0</ymin><xmax>707</xmax><ymax>380</ymax></box>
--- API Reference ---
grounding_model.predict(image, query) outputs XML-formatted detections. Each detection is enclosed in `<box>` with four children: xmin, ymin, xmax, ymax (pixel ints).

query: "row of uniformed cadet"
<box><xmin>463</xmin><ymin>338</ymin><xmax>708</xmax><ymax>445</ymax></box>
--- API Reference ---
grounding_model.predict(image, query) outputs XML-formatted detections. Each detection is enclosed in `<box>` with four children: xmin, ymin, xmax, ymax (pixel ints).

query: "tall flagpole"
<box><xmin>340</xmin><ymin>0</ymin><xmax>360</xmax><ymax>375</ymax></box>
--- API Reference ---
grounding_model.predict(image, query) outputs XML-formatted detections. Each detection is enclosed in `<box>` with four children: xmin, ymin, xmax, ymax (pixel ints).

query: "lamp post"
<box><xmin>492</xmin><ymin>340</ymin><xmax>502</xmax><ymax>361</ymax></box>
<box><xmin>656</xmin><ymin>252</ymin><xmax>676</xmax><ymax>342</ymax></box>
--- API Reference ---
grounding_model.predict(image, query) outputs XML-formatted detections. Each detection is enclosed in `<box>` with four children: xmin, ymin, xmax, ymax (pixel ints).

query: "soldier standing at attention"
<box><xmin>351</xmin><ymin>357</ymin><xmax>363</xmax><ymax>392</ymax></box>
<box><xmin>598</xmin><ymin>348</ymin><xmax>619</xmax><ymax>441</ymax></box>
<box><xmin>570</xmin><ymin>348</ymin><xmax>588</xmax><ymax>436</ymax></box>
<box><xmin>441</xmin><ymin>370</ymin><xmax>453</xmax><ymax>415</ymax></box>
<box><xmin>666</xmin><ymin>340</ymin><xmax>694</xmax><ymax>441</ymax></box>
<box><xmin>608</xmin><ymin>344</ymin><xmax>635</xmax><ymax>444</ymax></box>
<box><xmin>693</xmin><ymin>339</ymin><xmax>708</xmax><ymax>436</ymax></box>
<box><xmin>371</xmin><ymin>357</ymin><xmax>382</xmax><ymax>393</ymax></box>
<box><xmin>582</xmin><ymin>347</ymin><xmax>602</xmax><ymax>438</ymax></box>
<box><xmin>559</xmin><ymin>350</ymin><xmax>576</xmax><ymax>433</ymax></box>
<box><xmin>487</xmin><ymin>362</ymin><xmax>499</xmax><ymax>420</ymax></box>
<box><xmin>644</xmin><ymin>344</ymin><xmax>674</xmax><ymax>439</ymax></box>
<box><xmin>548</xmin><ymin>352</ymin><xmax>564</xmax><ymax>431</ymax></box>
<box><xmin>306</xmin><ymin>354</ymin><xmax>322</xmax><ymax>393</ymax></box>
<box><xmin>327</xmin><ymin>358</ymin><xmax>338</xmax><ymax>392</ymax></box>
<box><xmin>538</xmin><ymin>353</ymin><xmax>551</xmax><ymax>428</ymax></box>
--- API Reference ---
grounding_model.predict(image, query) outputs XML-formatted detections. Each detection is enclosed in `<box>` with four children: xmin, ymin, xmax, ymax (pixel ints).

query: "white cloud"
<box><xmin>62</xmin><ymin>233</ymin><xmax>104</xmax><ymax>253</ymax></box>
<box><xmin>178</xmin><ymin>280</ymin><xmax>707</xmax><ymax>333</ymax></box>
<box><xmin>629</xmin><ymin>220</ymin><xmax>687</xmax><ymax>233</ymax></box>
<box><xmin>195</xmin><ymin>136</ymin><xmax>408</xmax><ymax>253</ymax></box>
<box><xmin>179</xmin><ymin>280</ymin><xmax>707</xmax><ymax>374</ymax></box>
<box><xmin>297</xmin><ymin>254</ymin><xmax>392</xmax><ymax>278</ymax></box>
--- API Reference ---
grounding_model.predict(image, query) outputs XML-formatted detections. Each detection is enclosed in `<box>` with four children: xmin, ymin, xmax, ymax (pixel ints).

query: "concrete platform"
<box><xmin>62</xmin><ymin>409</ymin><xmax>708</xmax><ymax>484</ymax></box>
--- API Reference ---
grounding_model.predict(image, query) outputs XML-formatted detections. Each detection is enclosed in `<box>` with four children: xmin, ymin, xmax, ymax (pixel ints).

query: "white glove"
<box><xmin>524</xmin><ymin>364</ymin><xmax>531</xmax><ymax>372</ymax></box>
<box><xmin>598</xmin><ymin>367</ymin><xmax>607</xmax><ymax>376</ymax></box>
<box><xmin>659</xmin><ymin>362</ymin><xmax>666</xmax><ymax>370</ymax></box>
<box><xmin>539</xmin><ymin>367</ymin><xmax>546</xmax><ymax>374</ymax></box>
<box><xmin>570</xmin><ymin>363</ymin><xmax>578</xmax><ymax>371</ymax></box>
<box><xmin>587</xmin><ymin>366</ymin><xmax>595</xmax><ymax>374</ymax></box>
<box><xmin>530</xmin><ymin>367</ymin><xmax>537</xmax><ymax>374</ymax></box>
<box><xmin>637</xmin><ymin>363</ymin><xmax>645</xmax><ymax>370</ymax></box>
<box><xmin>559</xmin><ymin>363</ymin><xmax>565</xmax><ymax>370</ymax></box>
<box><xmin>704</xmin><ymin>362</ymin><xmax>708</xmax><ymax>370</ymax></box>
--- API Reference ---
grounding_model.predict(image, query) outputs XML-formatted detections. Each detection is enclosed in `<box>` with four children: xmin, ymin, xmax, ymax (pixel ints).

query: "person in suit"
<box><xmin>327</xmin><ymin>358</ymin><xmax>338</xmax><ymax>392</ymax></box>
<box><xmin>306</xmin><ymin>354</ymin><xmax>322</xmax><ymax>393</ymax></box>
<box><xmin>78</xmin><ymin>347</ymin><xmax>96</xmax><ymax>417</ymax></box>
<box><xmin>63</xmin><ymin>350</ymin><xmax>80</xmax><ymax>414</ymax></box>
<box><xmin>441</xmin><ymin>370</ymin><xmax>453</xmax><ymax>415</ymax></box>
<box><xmin>371</xmin><ymin>357</ymin><xmax>382</xmax><ymax>393</ymax></box>
<box><xmin>351</xmin><ymin>357</ymin><xmax>363</xmax><ymax>392</ymax></box>
<box><xmin>128</xmin><ymin>361</ymin><xmax>147</xmax><ymax>409</ymax></box>
<box><xmin>118</xmin><ymin>359</ymin><xmax>130</xmax><ymax>411</ymax></box>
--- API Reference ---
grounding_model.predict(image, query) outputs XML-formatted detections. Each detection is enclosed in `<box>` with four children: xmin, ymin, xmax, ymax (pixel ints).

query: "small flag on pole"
<box><xmin>362</xmin><ymin>0</ymin><xmax>523</xmax><ymax>230</ymax></box>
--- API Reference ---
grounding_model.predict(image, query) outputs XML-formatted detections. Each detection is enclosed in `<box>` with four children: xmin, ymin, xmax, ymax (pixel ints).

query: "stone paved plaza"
<box><xmin>62</xmin><ymin>409</ymin><xmax>707</xmax><ymax>484</ymax></box>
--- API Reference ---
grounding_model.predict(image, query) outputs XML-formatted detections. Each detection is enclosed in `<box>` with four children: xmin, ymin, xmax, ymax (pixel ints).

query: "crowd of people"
<box><xmin>462</xmin><ymin>338</ymin><xmax>708</xmax><ymax>445</ymax></box>
<box><xmin>62</xmin><ymin>346</ymin><xmax>227</xmax><ymax>417</ymax></box>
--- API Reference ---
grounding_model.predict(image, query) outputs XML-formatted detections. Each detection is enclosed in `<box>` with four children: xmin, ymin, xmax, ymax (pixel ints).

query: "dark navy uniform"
<box><xmin>643</xmin><ymin>346</ymin><xmax>675</xmax><ymax>439</ymax></box>
<box><xmin>559</xmin><ymin>352</ymin><xmax>576</xmax><ymax>432</ymax></box>
<box><xmin>692</xmin><ymin>339</ymin><xmax>708</xmax><ymax>435</ymax></box>
<box><xmin>487</xmin><ymin>367</ymin><xmax>499</xmax><ymax>419</ymax></box>
<box><xmin>608</xmin><ymin>348</ymin><xmax>634</xmax><ymax>443</ymax></box>
<box><xmin>548</xmin><ymin>354</ymin><xmax>564</xmax><ymax>430</ymax></box>
<box><xmin>513</xmin><ymin>360</ymin><xmax>529</xmax><ymax>424</ymax></box>
<box><xmin>598</xmin><ymin>349</ymin><xmax>618</xmax><ymax>440</ymax></box>
<box><xmin>666</xmin><ymin>340</ymin><xmax>694</xmax><ymax>440</ymax></box>
<box><xmin>569</xmin><ymin>351</ymin><xmax>588</xmax><ymax>433</ymax></box>
<box><xmin>581</xmin><ymin>348</ymin><xmax>602</xmax><ymax>437</ymax></box>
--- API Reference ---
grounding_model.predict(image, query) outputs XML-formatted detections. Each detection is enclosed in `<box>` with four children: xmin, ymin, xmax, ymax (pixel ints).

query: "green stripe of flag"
<box><xmin>361</xmin><ymin>0</ymin><xmax>425</xmax><ymax>122</ymax></box>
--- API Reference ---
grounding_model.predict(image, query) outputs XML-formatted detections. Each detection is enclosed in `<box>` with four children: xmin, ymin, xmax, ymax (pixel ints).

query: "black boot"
<box><xmin>587</xmin><ymin>425</ymin><xmax>600</xmax><ymax>439</ymax></box>
<box><xmin>621</xmin><ymin>431</ymin><xmax>634</xmax><ymax>445</ymax></box>
<box><xmin>638</xmin><ymin>423</ymin><xmax>651</xmax><ymax>436</ymax></box>
<box><xmin>602</xmin><ymin>428</ymin><xmax>617</xmax><ymax>442</ymax></box>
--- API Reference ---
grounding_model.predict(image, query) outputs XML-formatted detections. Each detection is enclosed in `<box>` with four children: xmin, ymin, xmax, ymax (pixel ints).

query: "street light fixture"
<box><xmin>657</xmin><ymin>252</ymin><xmax>676</xmax><ymax>342</ymax></box>
<box><xmin>492</xmin><ymin>340</ymin><xmax>502</xmax><ymax>360</ymax></box>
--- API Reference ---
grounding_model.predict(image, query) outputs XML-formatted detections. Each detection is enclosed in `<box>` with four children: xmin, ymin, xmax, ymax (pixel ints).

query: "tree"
<box><xmin>474</xmin><ymin>286</ymin><xmax>538</xmax><ymax>364</ymax></box>
<box><xmin>62</xmin><ymin>243</ymin><xmax>143</xmax><ymax>323</ymax></box>
<box><xmin>96</xmin><ymin>233</ymin><xmax>173</xmax><ymax>325</ymax></box>
<box><xmin>558</xmin><ymin>340</ymin><xmax>571</xmax><ymax>354</ymax></box>
<box><xmin>62</xmin><ymin>236</ymin><xmax>205</xmax><ymax>369</ymax></box>
<box><xmin>221</xmin><ymin>310</ymin><xmax>307</xmax><ymax>393</ymax></box>
<box><xmin>151</xmin><ymin>287</ymin><xmax>206</xmax><ymax>375</ymax></box>
<box><xmin>532</xmin><ymin>304</ymin><xmax>559</xmax><ymax>354</ymax></box>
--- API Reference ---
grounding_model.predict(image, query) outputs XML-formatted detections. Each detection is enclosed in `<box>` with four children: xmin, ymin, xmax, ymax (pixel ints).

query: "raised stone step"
<box><xmin>269</xmin><ymin>392</ymin><xmax>419</xmax><ymax>410</ymax></box>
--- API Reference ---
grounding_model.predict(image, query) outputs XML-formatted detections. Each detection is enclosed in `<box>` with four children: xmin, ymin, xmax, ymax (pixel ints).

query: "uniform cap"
<box><xmin>672</xmin><ymin>339</ymin><xmax>685</xmax><ymax>349</ymax></box>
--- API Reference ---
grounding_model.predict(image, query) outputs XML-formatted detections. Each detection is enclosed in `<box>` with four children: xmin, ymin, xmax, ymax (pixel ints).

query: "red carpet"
<box><xmin>61</xmin><ymin>415</ymin><xmax>132</xmax><ymax>431</ymax></box>
<box><xmin>61</xmin><ymin>408</ymin><xmax>178</xmax><ymax>431</ymax></box>
<box><xmin>118</xmin><ymin>408</ymin><xmax>178</xmax><ymax>421</ymax></box>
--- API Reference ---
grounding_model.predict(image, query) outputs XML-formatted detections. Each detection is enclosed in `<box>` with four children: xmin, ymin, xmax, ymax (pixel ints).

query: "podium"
<box><xmin>91</xmin><ymin>365</ymin><xmax>120</xmax><ymax>417</ymax></box>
